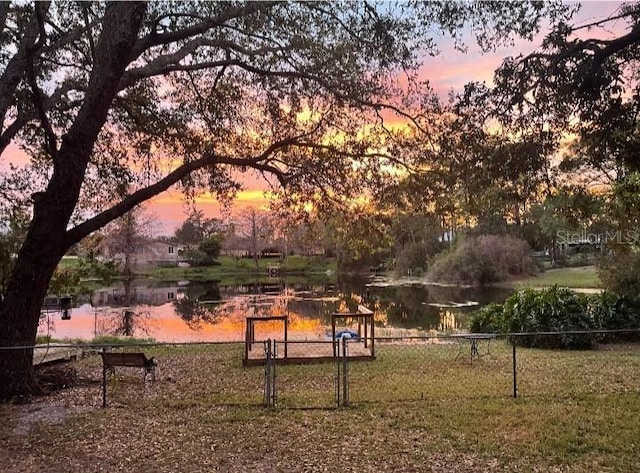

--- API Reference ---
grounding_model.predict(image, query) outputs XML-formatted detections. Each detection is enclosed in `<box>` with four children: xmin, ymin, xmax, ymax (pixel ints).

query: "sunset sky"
<box><xmin>0</xmin><ymin>1</ymin><xmax>628</xmax><ymax>235</ymax></box>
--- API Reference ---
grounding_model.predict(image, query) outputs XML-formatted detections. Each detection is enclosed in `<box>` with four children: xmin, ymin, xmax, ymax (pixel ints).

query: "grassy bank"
<box><xmin>507</xmin><ymin>265</ymin><xmax>601</xmax><ymax>290</ymax></box>
<box><xmin>148</xmin><ymin>255</ymin><xmax>336</xmax><ymax>282</ymax></box>
<box><xmin>1</xmin><ymin>341</ymin><xmax>639</xmax><ymax>472</ymax></box>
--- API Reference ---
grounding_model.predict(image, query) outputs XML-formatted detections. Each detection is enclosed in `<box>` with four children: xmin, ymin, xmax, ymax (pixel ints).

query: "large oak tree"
<box><xmin>0</xmin><ymin>1</ymin><xmax>570</xmax><ymax>399</ymax></box>
<box><xmin>490</xmin><ymin>3</ymin><xmax>640</xmax><ymax>292</ymax></box>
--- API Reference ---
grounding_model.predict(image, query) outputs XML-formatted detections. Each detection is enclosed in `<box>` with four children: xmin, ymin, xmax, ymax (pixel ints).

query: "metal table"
<box><xmin>452</xmin><ymin>333</ymin><xmax>496</xmax><ymax>363</ymax></box>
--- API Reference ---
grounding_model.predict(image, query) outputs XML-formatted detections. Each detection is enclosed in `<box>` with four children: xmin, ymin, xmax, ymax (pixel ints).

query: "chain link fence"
<box><xmin>23</xmin><ymin>342</ymin><xmax>265</xmax><ymax>408</ymax></box>
<box><xmin>348</xmin><ymin>336</ymin><xmax>514</xmax><ymax>404</ymax></box>
<box><xmin>8</xmin><ymin>329</ymin><xmax>640</xmax><ymax>408</ymax></box>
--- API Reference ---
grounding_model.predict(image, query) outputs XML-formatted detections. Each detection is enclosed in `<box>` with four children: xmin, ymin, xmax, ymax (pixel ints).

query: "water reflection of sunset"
<box><xmin>38</xmin><ymin>280</ymin><xmax>509</xmax><ymax>343</ymax></box>
<box><xmin>41</xmin><ymin>300</ymin><xmax>327</xmax><ymax>343</ymax></box>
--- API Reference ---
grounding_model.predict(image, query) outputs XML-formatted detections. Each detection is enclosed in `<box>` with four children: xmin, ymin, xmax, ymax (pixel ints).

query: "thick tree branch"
<box><xmin>66</xmin><ymin>121</ymin><xmax>393</xmax><ymax>245</ymax></box>
<box><xmin>81</xmin><ymin>3</ymin><xmax>97</xmax><ymax>64</ymax></box>
<box><xmin>0</xmin><ymin>2</ymin><xmax>49</xmax><ymax>130</ymax></box>
<box><xmin>589</xmin><ymin>25</ymin><xmax>640</xmax><ymax>75</ymax></box>
<box><xmin>129</xmin><ymin>2</ymin><xmax>278</xmax><ymax>61</ymax></box>
<box><xmin>0</xmin><ymin>113</ymin><xmax>29</xmax><ymax>154</ymax></box>
<box><xmin>119</xmin><ymin>38</ymin><xmax>293</xmax><ymax>89</ymax></box>
<box><xmin>26</xmin><ymin>2</ymin><xmax>58</xmax><ymax>161</ymax></box>
<box><xmin>571</xmin><ymin>9</ymin><xmax>636</xmax><ymax>33</ymax></box>
<box><xmin>64</xmin><ymin>145</ymin><xmax>290</xmax><ymax>245</ymax></box>
<box><xmin>0</xmin><ymin>79</ymin><xmax>76</xmax><ymax>156</ymax></box>
<box><xmin>516</xmin><ymin>24</ymin><xmax>640</xmax><ymax>93</ymax></box>
<box><xmin>0</xmin><ymin>2</ymin><xmax>9</xmax><ymax>33</ymax></box>
<box><xmin>122</xmin><ymin>55</ymin><xmax>427</xmax><ymax>132</ymax></box>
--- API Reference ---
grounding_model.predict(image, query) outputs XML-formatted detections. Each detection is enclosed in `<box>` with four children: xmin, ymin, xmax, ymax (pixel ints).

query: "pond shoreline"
<box><xmin>369</xmin><ymin>265</ymin><xmax>601</xmax><ymax>293</ymax></box>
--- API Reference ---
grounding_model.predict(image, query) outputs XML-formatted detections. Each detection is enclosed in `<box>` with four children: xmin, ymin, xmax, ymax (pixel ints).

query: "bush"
<box><xmin>89</xmin><ymin>335</ymin><xmax>156</xmax><ymax>346</ymax></box>
<box><xmin>157</xmin><ymin>261</ymin><xmax>179</xmax><ymax>268</ymax></box>
<box><xmin>504</xmin><ymin>286</ymin><xmax>595</xmax><ymax>349</ymax></box>
<box><xmin>428</xmin><ymin>235</ymin><xmax>536</xmax><ymax>285</ymax></box>
<box><xmin>469</xmin><ymin>303</ymin><xmax>505</xmax><ymax>333</ymax></box>
<box><xmin>598</xmin><ymin>251</ymin><xmax>640</xmax><ymax>298</ymax></box>
<box><xmin>470</xmin><ymin>286</ymin><xmax>640</xmax><ymax>348</ymax></box>
<box><xmin>35</xmin><ymin>335</ymin><xmax>54</xmax><ymax>344</ymax></box>
<box><xmin>469</xmin><ymin>286</ymin><xmax>597</xmax><ymax>349</ymax></box>
<box><xmin>183</xmin><ymin>248</ymin><xmax>219</xmax><ymax>267</ymax></box>
<box><xmin>199</xmin><ymin>235</ymin><xmax>222</xmax><ymax>259</ymax></box>
<box><xmin>589</xmin><ymin>291</ymin><xmax>640</xmax><ymax>342</ymax></box>
<box><xmin>395</xmin><ymin>241</ymin><xmax>430</xmax><ymax>275</ymax></box>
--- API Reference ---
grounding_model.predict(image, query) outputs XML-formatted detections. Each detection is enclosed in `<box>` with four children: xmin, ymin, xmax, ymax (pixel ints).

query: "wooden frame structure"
<box><xmin>244</xmin><ymin>315</ymin><xmax>288</xmax><ymax>363</ymax></box>
<box><xmin>330</xmin><ymin>305</ymin><xmax>374</xmax><ymax>358</ymax></box>
<box><xmin>243</xmin><ymin>305</ymin><xmax>375</xmax><ymax>366</ymax></box>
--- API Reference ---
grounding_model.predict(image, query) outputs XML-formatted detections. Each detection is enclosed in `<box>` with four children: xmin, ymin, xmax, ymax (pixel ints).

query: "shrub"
<box><xmin>504</xmin><ymin>286</ymin><xmax>595</xmax><ymax>349</ymax></box>
<box><xmin>89</xmin><ymin>335</ymin><xmax>156</xmax><ymax>346</ymax></box>
<box><xmin>157</xmin><ymin>261</ymin><xmax>179</xmax><ymax>268</ymax></box>
<box><xmin>199</xmin><ymin>235</ymin><xmax>222</xmax><ymax>259</ymax></box>
<box><xmin>470</xmin><ymin>287</ymin><xmax>640</xmax><ymax>348</ymax></box>
<box><xmin>183</xmin><ymin>248</ymin><xmax>216</xmax><ymax>267</ymax></box>
<box><xmin>395</xmin><ymin>241</ymin><xmax>430</xmax><ymax>275</ymax></box>
<box><xmin>589</xmin><ymin>291</ymin><xmax>640</xmax><ymax>342</ymax></box>
<box><xmin>469</xmin><ymin>286</ymin><xmax>597</xmax><ymax>349</ymax></box>
<box><xmin>469</xmin><ymin>303</ymin><xmax>505</xmax><ymax>333</ymax></box>
<box><xmin>428</xmin><ymin>235</ymin><xmax>536</xmax><ymax>285</ymax></box>
<box><xmin>35</xmin><ymin>335</ymin><xmax>53</xmax><ymax>344</ymax></box>
<box><xmin>598</xmin><ymin>251</ymin><xmax>640</xmax><ymax>298</ymax></box>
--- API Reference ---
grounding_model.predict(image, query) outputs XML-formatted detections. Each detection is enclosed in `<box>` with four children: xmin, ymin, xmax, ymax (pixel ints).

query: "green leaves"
<box><xmin>470</xmin><ymin>285</ymin><xmax>640</xmax><ymax>349</ymax></box>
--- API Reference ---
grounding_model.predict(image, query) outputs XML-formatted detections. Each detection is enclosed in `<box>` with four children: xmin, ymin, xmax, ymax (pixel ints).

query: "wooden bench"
<box><xmin>101</xmin><ymin>352</ymin><xmax>157</xmax><ymax>381</ymax></box>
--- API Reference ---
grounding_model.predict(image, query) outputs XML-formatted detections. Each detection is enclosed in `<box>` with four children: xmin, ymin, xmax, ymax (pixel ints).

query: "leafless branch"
<box><xmin>571</xmin><ymin>9</ymin><xmax>635</xmax><ymax>33</ymax></box>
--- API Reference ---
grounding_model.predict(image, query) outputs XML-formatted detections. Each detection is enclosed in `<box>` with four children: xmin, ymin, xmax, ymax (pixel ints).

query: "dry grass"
<box><xmin>1</xmin><ymin>341</ymin><xmax>639</xmax><ymax>472</ymax></box>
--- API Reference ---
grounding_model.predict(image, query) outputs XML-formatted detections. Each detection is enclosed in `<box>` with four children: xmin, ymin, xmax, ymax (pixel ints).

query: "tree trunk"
<box><xmin>0</xmin><ymin>228</ymin><xmax>66</xmax><ymax>399</ymax></box>
<box><xmin>0</xmin><ymin>1</ymin><xmax>147</xmax><ymax>400</ymax></box>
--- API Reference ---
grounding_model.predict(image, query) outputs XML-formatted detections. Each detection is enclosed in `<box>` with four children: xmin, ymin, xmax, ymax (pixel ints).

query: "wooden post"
<box><xmin>363</xmin><ymin>316</ymin><xmax>368</xmax><ymax>348</ymax></box>
<box><xmin>332</xmin><ymin>314</ymin><xmax>337</xmax><ymax>357</ymax></box>
<box><xmin>284</xmin><ymin>317</ymin><xmax>288</xmax><ymax>359</ymax></box>
<box><xmin>244</xmin><ymin>319</ymin><xmax>250</xmax><ymax>363</ymax></box>
<box><xmin>370</xmin><ymin>313</ymin><xmax>375</xmax><ymax>357</ymax></box>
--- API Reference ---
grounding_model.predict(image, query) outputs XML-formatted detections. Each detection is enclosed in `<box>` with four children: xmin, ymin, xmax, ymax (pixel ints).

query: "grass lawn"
<box><xmin>1</xmin><ymin>341</ymin><xmax>639</xmax><ymax>472</ymax></box>
<box><xmin>508</xmin><ymin>265</ymin><xmax>601</xmax><ymax>290</ymax></box>
<box><xmin>58</xmin><ymin>255</ymin><xmax>80</xmax><ymax>269</ymax></box>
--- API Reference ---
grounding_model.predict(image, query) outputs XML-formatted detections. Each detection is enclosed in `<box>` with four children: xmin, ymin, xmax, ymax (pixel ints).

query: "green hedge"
<box><xmin>469</xmin><ymin>286</ymin><xmax>640</xmax><ymax>349</ymax></box>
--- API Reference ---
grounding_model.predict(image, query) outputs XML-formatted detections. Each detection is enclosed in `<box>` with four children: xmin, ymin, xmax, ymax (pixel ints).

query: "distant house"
<box><xmin>100</xmin><ymin>238</ymin><xmax>186</xmax><ymax>268</ymax></box>
<box><xmin>220</xmin><ymin>247</ymin><xmax>251</xmax><ymax>257</ymax></box>
<box><xmin>219</xmin><ymin>235</ymin><xmax>250</xmax><ymax>257</ymax></box>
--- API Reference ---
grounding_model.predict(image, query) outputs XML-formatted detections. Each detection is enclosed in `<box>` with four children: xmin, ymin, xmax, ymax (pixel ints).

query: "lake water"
<box><xmin>38</xmin><ymin>275</ymin><xmax>512</xmax><ymax>342</ymax></box>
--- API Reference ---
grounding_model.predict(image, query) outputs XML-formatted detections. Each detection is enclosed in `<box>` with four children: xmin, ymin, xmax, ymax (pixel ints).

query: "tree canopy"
<box><xmin>0</xmin><ymin>0</ymin><xmax>575</xmax><ymax>399</ymax></box>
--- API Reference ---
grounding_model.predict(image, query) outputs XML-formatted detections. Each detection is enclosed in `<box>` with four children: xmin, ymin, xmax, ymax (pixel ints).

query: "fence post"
<box><xmin>263</xmin><ymin>339</ymin><xmax>272</xmax><ymax>407</ymax></box>
<box><xmin>512</xmin><ymin>339</ymin><xmax>518</xmax><ymax>399</ymax></box>
<box><xmin>342</xmin><ymin>337</ymin><xmax>349</xmax><ymax>407</ymax></box>
<box><xmin>335</xmin><ymin>338</ymin><xmax>341</xmax><ymax>407</ymax></box>
<box><xmin>101</xmin><ymin>347</ymin><xmax>107</xmax><ymax>408</ymax></box>
<box><xmin>272</xmin><ymin>340</ymin><xmax>277</xmax><ymax>407</ymax></box>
